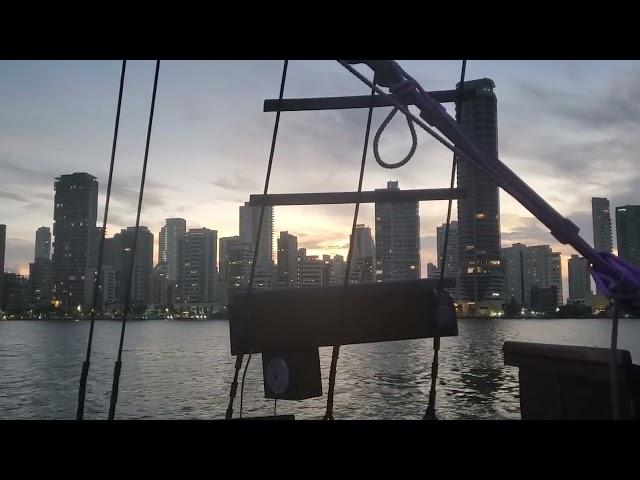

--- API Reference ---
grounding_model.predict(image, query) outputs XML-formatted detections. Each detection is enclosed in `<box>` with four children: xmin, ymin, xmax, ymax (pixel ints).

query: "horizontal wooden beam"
<box><xmin>228</xmin><ymin>279</ymin><xmax>458</xmax><ymax>355</ymax></box>
<box><xmin>264</xmin><ymin>90</ymin><xmax>477</xmax><ymax>112</ymax></box>
<box><xmin>248</xmin><ymin>188</ymin><xmax>463</xmax><ymax>207</ymax></box>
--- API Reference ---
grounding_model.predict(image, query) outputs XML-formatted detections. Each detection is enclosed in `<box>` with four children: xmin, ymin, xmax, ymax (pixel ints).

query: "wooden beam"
<box><xmin>248</xmin><ymin>188</ymin><xmax>463</xmax><ymax>207</ymax></box>
<box><xmin>228</xmin><ymin>279</ymin><xmax>457</xmax><ymax>355</ymax></box>
<box><xmin>263</xmin><ymin>90</ymin><xmax>477</xmax><ymax>112</ymax></box>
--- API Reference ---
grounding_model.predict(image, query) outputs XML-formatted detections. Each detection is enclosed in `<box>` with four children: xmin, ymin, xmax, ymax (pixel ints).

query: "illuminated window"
<box><xmin>475</xmin><ymin>213</ymin><xmax>485</xmax><ymax>219</ymax></box>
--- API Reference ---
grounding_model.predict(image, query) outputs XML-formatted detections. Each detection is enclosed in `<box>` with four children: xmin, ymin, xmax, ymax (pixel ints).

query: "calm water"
<box><xmin>1</xmin><ymin>318</ymin><xmax>639</xmax><ymax>420</ymax></box>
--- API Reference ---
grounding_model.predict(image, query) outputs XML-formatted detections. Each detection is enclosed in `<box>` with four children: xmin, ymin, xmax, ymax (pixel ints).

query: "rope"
<box><xmin>76</xmin><ymin>60</ymin><xmax>126</xmax><ymax>420</ymax></box>
<box><xmin>226</xmin><ymin>59</ymin><xmax>288</xmax><ymax>420</ymax></box>
<box><xmin>610</xmin><ymin>301</ymin><xmax>620</xmax><ymax>419</ymax></box>
<box><xmin>372</xmin><ymin>105</ymin><xmax>417</xmax><ymax>169</ymax></box>
<box><xmin>323</xmin><ymin>77</ymin><xmax>377</xmax><ymax>421</ymax></box>
<box><xmin>107</xmin><ymin>60</ymin><xmax>160</xmax><ymax>420</ymax></box>
<box><xmin>424</xmin><ymin>60</ymin><xmax>467</xmax><ymax>421</ymax></box>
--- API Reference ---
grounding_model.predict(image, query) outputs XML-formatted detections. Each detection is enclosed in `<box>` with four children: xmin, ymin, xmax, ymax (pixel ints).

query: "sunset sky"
<box><xmin>1</xmin><ymin>60</ymin><xmax>639</xmax><ymax>300</ymax></box>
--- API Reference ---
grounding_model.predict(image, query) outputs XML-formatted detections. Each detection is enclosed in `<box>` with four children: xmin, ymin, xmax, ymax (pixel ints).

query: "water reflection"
<box><xmin>0</xmin><ymin>318</ymin><xmax>638</xmax><ymax>420</ymax></box>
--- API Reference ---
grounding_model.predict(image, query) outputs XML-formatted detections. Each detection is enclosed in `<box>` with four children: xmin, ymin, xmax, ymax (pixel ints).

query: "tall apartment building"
<box><xmin>29</xmin><ymin>257</ymin><xmax>53</xmax><ymax>307</ymax></box>
<box><xmin>240</xmin><ymin>202</ymin><xmax>275</xmax><ymax>288</ymax></box>
<box><xmin>51</xmin><ymin>173</ymin><xmax>99</xmax><ymax>310</ymax></box>
<box><xmin>159</xmin><ymin>218</ymin><xmax>186</xmax><ymax>301</ymax></box>
<box><xmin>501</xmin><ymin>243</ymin><xmax>563</xmax><ymax>307</ymax></box>
<box><xmin>182</xmin><ymin>228</ymin><xmax>218</xmax><ymax>306</ymax></box>
<box><xmin>219</xmin><ymin>236</ymin><xmax>253</xmax><ymax>306</ymax></box>
<box><xmin>350</xmin><ymin>224</ymin><xmax>375</xmax><ymax>284</ymax></box>
<box><xmin>568</xmin><ymin>254</ymin><xmax>592</xmax><ymax>306</ymax></box>
<box><xmin>375</xmin><ymin>181</ymin><xmax>420</xmax><ymax>282</ymax></box>
<box><xmin>297</xmin><ymin>248</ymin><xmax>325</xmax><ymax>287</ymax></box>
<box><xmin>455</xmin><ymin>79</ymin><xmax>504</xmax><ymax>315</ymax></box>
<box><xmin>616</xmin><ymin>205</ymin><xmax>640</xmax><ymax>267</ymax></box>
<box><xmin>591</xmin><ymin>197</ymin><xmax>613</xmax><ymax>253</ymax></box>
<box><xmin>436</xmin><ymin>221</ymin><xmax>459</xmax><ymax>278</ymax></box>
<box><xmin>277</xmin><ymin>231</ymin><xmax>298</xmax><ymax>288</ymax></box>
<box><xmin>35</xmin><ymin>226</ymin><xmax>52</xmax><ymax>260</ymax></box>
<box><xmin>113</xmin><ymin>226</ymin><xmax>154</xmax><ymax>308</ymax></box>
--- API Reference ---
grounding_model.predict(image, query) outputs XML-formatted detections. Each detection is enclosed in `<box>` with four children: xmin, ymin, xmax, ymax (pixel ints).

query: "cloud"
<box><xmin>518</xmin><ymin>63</ymin><xmax>640</xmax><ymax>130</ymax></box>
<box><xmin>0</xmin><ymin>191</ymin><xmax>30</xmax><ymax>203</ymax></box>
<box><xmin>211</xmin><ymin>172</ymin><xmax>260</xmax><ymax>192</ymax></box>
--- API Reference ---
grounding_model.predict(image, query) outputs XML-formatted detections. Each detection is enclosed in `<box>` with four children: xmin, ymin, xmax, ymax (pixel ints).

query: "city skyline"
<box><xmin>2</xmin><ymin>60</ymin><xmax>640</xmax><ymax>303</ymax></box>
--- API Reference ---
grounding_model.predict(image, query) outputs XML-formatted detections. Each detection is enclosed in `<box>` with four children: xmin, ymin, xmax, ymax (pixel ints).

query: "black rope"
<box><xmin>610</xmin><ymin>301</ymin><xmax>620</xmax><ymax>419</ymax></box>
<box><xmin>373</xmin><ymin>105</ymin><xmax>417</xmax><ymax>169</ymax></box>
<box><xmin>226</xmin><ymin>59</ymin><xmax>288</xmax><ymax>420</ymax></box>
<box><xmin>76</xmin><ymin>60</ymin><xmax>127</xmax><ymax>420</ymax></box>
<box><xmin>107</xmin><ymin>60</ymin><xmax>160</xmax><ymax>420</ymax></box>
<box><xmin>323</xmin><ymin>78</ymin><xmax>377</xmax><ymax>421</ymax></box>
<box><xmin>424</xmin><ymin>60</ymin><xmax>467</xmax><ymax>421</ymax></box>
<box><xmin>239</xmin><ymin>347</ymin><xmax>253</xmax><ymax>419</ymax></box>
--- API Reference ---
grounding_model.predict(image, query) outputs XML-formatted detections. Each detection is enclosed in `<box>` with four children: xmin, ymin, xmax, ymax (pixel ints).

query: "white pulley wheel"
<box><xmin>266</xmin><ymin>357</ymin><xmax>290</xmax><ymax>394</ymax></box>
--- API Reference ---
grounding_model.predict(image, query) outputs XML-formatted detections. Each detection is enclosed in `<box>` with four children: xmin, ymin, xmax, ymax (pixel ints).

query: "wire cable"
<box><xmin>323</xmin><ymin>77</ymin><xmax>377</xmax><ymax>421</ymax></box>
<box><xmin>226</xmin><ymin>60</ymin><xmax>288</xmax><ymax>420</ymax></box>
<box><xmin>107</xmin><ymin>60</ymin><xmax>160</xmax><ymax>420</ymax></box>
<box><xmin>76</xmin><ymin>60</ymin><xmax>127</xmax><ymax>420</ymax></box>
<box><xmin>424</xmin><ymin>60</ymin><xmax>467</xmax><ymax>421</ymax></box>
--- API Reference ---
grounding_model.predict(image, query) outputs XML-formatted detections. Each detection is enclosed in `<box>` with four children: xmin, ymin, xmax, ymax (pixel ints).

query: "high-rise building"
<box><xmin>52</xmin><ymin>173</ymin><xmax>99</xmax><ymax>311</ymax></box>
<box><xmin>240</xmin><ymin>202</ymin><xmax>275</xmax><ymax>289</ymax></box>
<box><xmin>114</xmin><ymin>226</ymin><xmax>154</xmax><ymax>308</ymax></box>
<box><xmin>502</xmin><ymin>243</ymin><xmax>528</xmax><ymax>305</ymax></box>
<box><xmin>502</xmin><ymin>243</ymin><xmax>563</xmax><ymax>307</ymax></box>
<box><xmin>592</xmin><ymin>197</ymin><xmax>613</xmax><ymax>253</ymax></box>
<box><xmin>568</xmin><ymin>254</ymin><xmax>592</xmax><ymax>306</ymax></box>
<box><xmin>352</xmin><ymin>224</ymin><xmax>375</xmax><ymax>260</ymax></box>
<box><xmin>149</xmin><ymin>262</ymin><xmax>170</xmax><ymax>309</ymax></box>
<box><xmin>375</xmin><ymin>181</ymin><xmax>420</xmax><ymax>282</ymax></box>
<box><xmin>99</xmin><ymin>266</ymin><xmax>117</xmax><ymax>311</ymax></box>
<box><xmin>240</xmin><ymin>203</ymin><xmax>273</xmax><ymax>266</ymax></box>
<box><xmin>159</xmin><ymin>218</ymin><xmax>186</xmax><ymax>285</ymax></box>
<box><xmin>455</xmin><ymin>79</ymin><xmax>504</xmax><ymax>315</ymax></box>
<box><xmin>436</xmin><ymin>221</ymin><xmax>459</xmax><ymax>278</ymax></box>
<box><xmin>219</xmin><ymin>236</ymin><xmax>253</xmax><ymax>306</ymax></box>
<box><xmin>350</xmin><ymin>224</ymin><xmax>375</xmax><ymax>284</ymax></box>
<box><xmin>298</xmin><ymin>248</ymin><xmax>325</xmax><ymax>287</ymax></box>
<box><xmin>616</xmin><ymin>205</ymin><xmax>640</xmax><ymax>267</ymax></box>
<box><xmin>427</xmin><ymin>262</ymin><xmax>439</xmax><ymax>279</ymax></box>
<box><xmin>530</xmin><ymin>285</ymin><xmax>559</xmax><ymax>314</ymax></box>
<box><xmin>29</xmin><ymin>257</ymin><xmax>53</xmax><ymax>307</ymax></box>
<box><xmin>527</xmin><ymin>245</ymin><xmax>563</xmax><ymax>307</ymax></box>
<box><xmin>277</xmin><ymin>231</ymin><xmax>298</xmax><ymax>288</ymax></box>
<box><xmin>0</xmin><ymin>224</ymin><xmax>5</xmax><ymax>309</ymax></box>
<box><xmin>182</xmin><ymin>228</ymin><xmax>218</xmax><ymax>306</ymax></box>
<box><xmin>326</xmin><ymin>254</ymin><xmax>346</xmax><ymax>285</ymax></box>
<box><xmin>35</xmin><ymin>226</ymin><xmax>51</xmax><ymax>260</ymax></box>
<box><xmin>2</xmin><ymin>273</ymin><xmax>29</xmax><ymax>313</ymax></box>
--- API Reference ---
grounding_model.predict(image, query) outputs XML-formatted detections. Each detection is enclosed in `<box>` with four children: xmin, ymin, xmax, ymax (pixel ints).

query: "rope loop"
<box><xmin>372</xmin><ymin>77</ymin><xmax>418</xmax><ymax>170</ymax></box>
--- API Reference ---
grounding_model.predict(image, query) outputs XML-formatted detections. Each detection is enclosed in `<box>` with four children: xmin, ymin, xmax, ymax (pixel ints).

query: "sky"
<box><xmin>1</xmin><ymin>60</ymin><xmax>639</xmax><ymax>301</ymax></box>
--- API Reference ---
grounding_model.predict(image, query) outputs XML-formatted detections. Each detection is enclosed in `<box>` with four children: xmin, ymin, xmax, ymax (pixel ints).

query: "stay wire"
<box><xmin>227</xmin><ymin>59</ymin><xmax>288</xmax><ymax>420</ymax></box>
<box><xmin>424</xmin><ymin>60</ymin><xmax>467</xmax><ymax>421</ymax></box>
<box><xmin>107</xmin><ymin>60</ymin><xmax>160</xmax><ymax>420</ymax></box>
<box><xmin>323</xmin><ymin>77</ymin><xmax>377</xmax><ymax>421</ymax></box>
<box><xmin>76</xmin><ymin>60</ymin><xmax>127</xmax><ymax>420</ymax></box>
